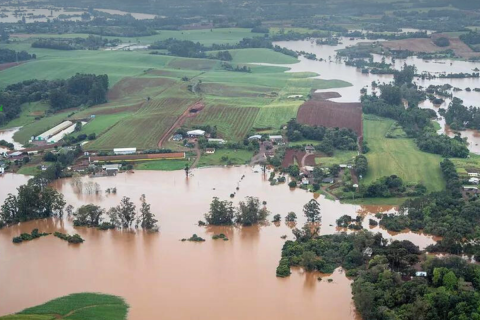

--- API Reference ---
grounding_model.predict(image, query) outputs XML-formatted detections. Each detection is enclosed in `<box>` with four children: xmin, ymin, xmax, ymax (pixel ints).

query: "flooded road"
<box><xmin>0</xmin><ymin>168</ymin><xmax>437</xmax><ymax>319</ymax></box>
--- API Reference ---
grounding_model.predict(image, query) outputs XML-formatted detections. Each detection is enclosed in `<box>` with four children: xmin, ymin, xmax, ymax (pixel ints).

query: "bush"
<box><xmin>272</xmin><ymin>214</ymin><xmax>281</xmax><ymax>222</ymax></box>
<box><xmin>276</xmin><ymin>258</ymin><xmax>291</xmax><ymax>277</ymax></box>
<box><xmin>98</xmin><ymin>222</ymin><xmax>115</xmax><ymax>230</ymax></box>
<box><xmin>285</xmin><ymin>212</ymin><xmax>297</xmax><ymax>222</ymax></box>
<box><xmin>288</xmin><ymin>181</ymin><xmax>297</xmax><ymax>188</ymax></box>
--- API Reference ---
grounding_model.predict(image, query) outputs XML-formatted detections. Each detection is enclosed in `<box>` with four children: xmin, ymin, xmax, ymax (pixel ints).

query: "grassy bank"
<box><xmin>362</xmin><ymin>115</ymin><xmax>444</xmax><ymax>192</ymax></box>
<box><xmin>0</xmin><ymin>293</ymin><xmax>128</xmax><ymax>320</ymax></box>
<box><xmin>197</xmin><ymin>149</ymin><xmax>254</xmax><ymax>167</ymax></box>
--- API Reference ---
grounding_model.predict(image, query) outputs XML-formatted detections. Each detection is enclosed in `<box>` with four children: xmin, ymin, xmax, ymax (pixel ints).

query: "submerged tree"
<box><xmin>138</xmin><ymin>194</ymin><xmax>158</xmax><ymax>231</ymax></box>
<box><xmin>73</xmin><ymin>204</ymin><xmax>104</xmax><ymax>227</ymax></box>
<box><xmin>204</xmin><ymin>197</ymin><xmax>235</xmax><ymax>225</ymax></box>
<box><xmin>109</xmin><ymin>197</ymin><xmax>137</xmax><ymax>229</ymax></box>
<box><xmin>235</xmin><ymin>196</ymin><xmax>269</xmax><ymax>226</ymax></box>
<box><xmin>303</xmin><ymin>199</ymin><xmax>321</xmax><ymax>223</ymax></box>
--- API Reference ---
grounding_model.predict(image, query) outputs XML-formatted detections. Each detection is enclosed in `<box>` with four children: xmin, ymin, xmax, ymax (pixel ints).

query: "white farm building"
<box><xmin>35</xmin><ymin>121</ymin><xmax>74</xmax><ymax>142</ymax></box>
<box><xmin>114</xmin><ymin>148</ymin><xmax>137</xmax><ymax>155</ymax></box>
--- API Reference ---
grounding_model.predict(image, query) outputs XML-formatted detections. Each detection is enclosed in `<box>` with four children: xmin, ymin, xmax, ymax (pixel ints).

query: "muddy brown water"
<box><xmin>0</xmin><ymin>168</ymin><xmax>437</xmax><ymax>319</ymax></box>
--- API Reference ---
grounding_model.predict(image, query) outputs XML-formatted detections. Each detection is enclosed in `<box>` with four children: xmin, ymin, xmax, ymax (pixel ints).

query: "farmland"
<box><xmin>185</xmin><ymin>105</ymin><xmax>260</xmax><ymax>140</ymax></box>
<box><xmin>197</xmin><ymin>149</ymin><xmax>254</xmax><ymax>167</ymax></box>
<box><xmin>0</xmin><ymin>28</ymin><xmax>352</xmax><ymax>151</ymax></box>
<box><xmin>362</xmin><ymin>115</ymin><xmax>444</xmax><ymax>192</ymax></box>
<box><xmin>0</xmin><ymin>293</ymin><xmax>128</xmax><ymax>320</ymax></box>
<box><xmin>296</xmin><ymin>100</ymin><xmax>363</xmax><ymax>136</ymax></box>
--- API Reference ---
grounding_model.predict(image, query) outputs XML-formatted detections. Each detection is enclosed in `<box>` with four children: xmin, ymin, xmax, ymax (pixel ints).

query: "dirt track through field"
<box><xmin>157</xmin><ymin>101</ymin><xmax>205</xmax><ymax>148</ymax></box>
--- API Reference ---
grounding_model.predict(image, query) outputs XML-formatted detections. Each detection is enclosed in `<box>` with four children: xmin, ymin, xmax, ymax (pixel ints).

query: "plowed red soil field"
<box><xmin>297</xmin><ymin>100</ymin><xmax>363</xmax><ymax>136</ymax></box>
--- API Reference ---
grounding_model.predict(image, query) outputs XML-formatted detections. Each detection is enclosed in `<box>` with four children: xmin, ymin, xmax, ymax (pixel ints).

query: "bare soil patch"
<box><xmin>282</xmin><ymin>149</ymin><xmax>307</xmax><ymax>168</ymax></box>
<box><xmin>107</xmin><ymin>77</ymin><xmax>176</xmax><ymax>100</ymax></box>
<box><xmin>0</xmin><ymin>61</ymin><xmax>25</xmax><ymax>71</ymax></box>
<box><xmin>297</xmin><ymin>100</ymin><xmax>363</xmax><ymax>136</ymax></box>
<box><xmin>381</xmin><ymin>35</ymin><xmax>480</xmax><ymax>59</ymax></box>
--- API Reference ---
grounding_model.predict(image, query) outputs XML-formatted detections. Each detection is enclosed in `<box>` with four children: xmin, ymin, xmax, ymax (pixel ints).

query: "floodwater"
<box><xmin>271</xmin><ymin>38</ymin><xmax>480</xmax><ymax>152</ymax></box>
<box><xmin>0</xmin><ymin>7</ymin><xmax>85</xmax><ymax>23</ymax></box>
<box><xmin>0</xmin><ymin>168</ymin><xmax>438</xmax><ymax>319</ymax></box>
<box><xmin>95</xmin><ymin>8</ymin><xmax>157</xmax><ymax>20</ymax></box>
<box><xmin>0</xmin><ymin>127</ymin><xmax>23</xmax><ymax>151</ymax></box>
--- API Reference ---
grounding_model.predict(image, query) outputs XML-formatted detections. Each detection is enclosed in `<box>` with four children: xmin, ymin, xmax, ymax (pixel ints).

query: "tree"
<box><xmin>285</xmin><ymin>212</ymin><xmax>297</xmax><ymax>222</ymax></box>
<box><xmin>303</xmin><ymin>199</ymin><xmax>321</xmax><ymax>223</ymax></box>
<box><xmin>138</xmin><ymin>194</ymin><xmax>158</xmax><ymax>231</ymax></box>
<box><xmin>73</xmin><ymin>204</ymin><xmax>104</xmax><ymax>227</ymax></box>
<box><xmin>110</xmin><ymin>197</ymin><xmax>137</xmax><ymax>228</ymax></box>
<box><xmin>205</xmin><ymin>197</ymin><xmax>234</xmax><ymax>225</ymax></box>
<box><xmin>235</xmin><ymin>196</ymin><xmax>269</xmax><ymax>226</ymax></box>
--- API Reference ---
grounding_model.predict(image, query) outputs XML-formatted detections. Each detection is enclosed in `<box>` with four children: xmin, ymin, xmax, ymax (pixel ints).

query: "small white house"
<box><xmin>269</xmin><ymin>135</ymin><xmax>283</xmax><ymax>142</ymax></box>
<box><xmin>304</xmin><ymin>166</ymin><xmax>314</xmax><ymax>173</ymax></box>
<box><xmin>113</xmin><ymin>148</ymin><xmax>137</xmax><ymax>155</ymax></box>
<box><xmin>205</xmin><ymin>148</ymin><xmax>216</xmax><ymax>154</ymax></box>
<box><xmin>0</xmin><ymin>167</ymin><xmax>4</xmax><ymax>174</ymax></box>
<box><xmin>468</xmin><ymin>172</ymin><xmax>479</xmax><ymax>177</ymax></box>
<box><xmin>415</xmin><ymin>271</ymin><xmax>427</xmax><ymax>277</ymax></box>
<box><xmin>469</xmin><ymin>178</ymin><xmax>480</xmax><ymax>184</ymax></box>
<box><xmin>463</xmin><ymin>186</ymin><xmax>478</xmax><ymax>191</ymax></box>
<box><xmin>187</xmin><ymin>130</ymin><xmax>206</xmax><ymax>137</ymax></box>
<box><xmin>301</xmin><ymin>177</ymin><xmax>309</xmax><ymax>185</ymax></box>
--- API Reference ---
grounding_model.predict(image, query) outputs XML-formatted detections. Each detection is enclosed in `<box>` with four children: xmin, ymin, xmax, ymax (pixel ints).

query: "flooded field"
<box><xmin>0</xmin><ymin>168</ymin><xmax>437</xmax><ymax>319</ymax></box>
<box><xmin>272</xmin><ymin>38</ymin><xmax>480</xmax><ymax>152</ymax></box>
<box><xmin>0</xmin><ymin>127</ymin><xmax>23</xmax><ymax>151</ymax></box>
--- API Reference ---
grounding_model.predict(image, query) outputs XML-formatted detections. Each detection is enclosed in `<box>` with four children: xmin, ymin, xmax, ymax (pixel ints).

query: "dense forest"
<box><xmin>443</xmin><ymin>98</ymin><xmax>480</xmax><ymax>130</ymax></box>
<box><xmin>0</xmin><ymin>73</ymin><xmax>108</xmax><ymax>125</ymax></box>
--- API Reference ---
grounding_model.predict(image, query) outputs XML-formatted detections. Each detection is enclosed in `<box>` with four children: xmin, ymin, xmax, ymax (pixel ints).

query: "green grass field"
<box><xmin>135</xmin><ymin>159</ymin><xmax>193</xmax><ymax>171</ymax></box>
<box><xmin>362</xmin><ymin>115</ymin><xmax>444</xmax><ymax>192</ymax></box>
<box><xmin>2</xmin><ymin>28</ymin><xmax>352</xmax><ymax>150</ymax></box>
<box><xmin>315</xmin><ymin>150</ymin><xmax>358</xmax><ymax>167</ymax></box>
<box><xmin>0</xmin><ymin>101</ymin><xmax>49</xmax><ymax>130</ymax></box>
<box><xmin>198</xmin><ymin>149</ymin><xmax>254</xmax><ymax>167</ymax></box>
<box><xmin>0</xmin><ymin>293</ymin><xmax>128</xmax><ymax>320</ymax></box>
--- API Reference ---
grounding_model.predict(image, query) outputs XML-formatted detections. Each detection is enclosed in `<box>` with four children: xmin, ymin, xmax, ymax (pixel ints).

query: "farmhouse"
<box><xmin>415</xmin><ymin>272</ymin><xmax>427</xmax><ymax>277</ymax></box>
<box><xmin>269</xmin><ymin>135</ymin><xmax>283</xmax><ymax>142</ymax></box>
<box><xmin>187</xmin><ymin>130</ymin><xmax>206</xmax><ymax>137</ymax></box>
<box><xmin>102</xmin><ymin>164</ymin><xmax>121</xmax><ymax>176</ymax></box>
<box><xmin>305</xmin><ymin>146</ymin><xmax>315</xmax><ymax>154</ymax></box>
<box><xmin>172</xmin><ymin>134</ymin><xmax>183</xmax><ymax>141</ymax></box>
<box><xmin>469</xmin><ymin>178</ymin><xmax>479</xmax><ymax>184</ymax></box>
<box><xmin>205</xmin><ymin>148</ymin><xmax>216</xmax><ymax>154</ymax></box>
<box><xmin>322</xmin><ymin>177</ymin><xmax>334</xmax><ymax>184</ymax></box>
<box><xmin>114</xmin><ymin>148</ymin><xmax>137</xmax><ymax>155</ymax></box>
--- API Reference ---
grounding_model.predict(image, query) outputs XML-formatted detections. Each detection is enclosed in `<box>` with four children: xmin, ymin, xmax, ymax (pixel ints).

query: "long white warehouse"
<box><xmin>36</xmin><ymin>121</ymin><xmax>74</xmax><ymax>141</ymax></box>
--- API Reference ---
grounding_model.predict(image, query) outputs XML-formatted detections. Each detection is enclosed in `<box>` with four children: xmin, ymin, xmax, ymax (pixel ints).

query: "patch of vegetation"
<box><xmin>0</xmin><ymin>293</ymin><xmax>128</xmax><ymax>320</ymax></box>
<box><xmin>12</xmin><ymin>229</ymin><xmax>50</xmax><ymax>243</ymax></box>
<box><xmin>54</xmin><ymin>232</ymin><xmax>84</xmax><ymax>244</ymax></box>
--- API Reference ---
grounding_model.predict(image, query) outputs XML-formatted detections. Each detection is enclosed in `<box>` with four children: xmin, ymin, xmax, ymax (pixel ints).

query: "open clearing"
<box><xmin>297</xmin><ymin>100</ymin><xmax>363</xmax><ymax>136</ymax></box>
<box><xmin>197</xmin><ymin>149</ymin><xmax>254</xmax><ymax>167</ymax></box>
<box><xmin>362</xmin><ymin>115</ymin><xmax>444</xmax><ymax>192</ymax></box>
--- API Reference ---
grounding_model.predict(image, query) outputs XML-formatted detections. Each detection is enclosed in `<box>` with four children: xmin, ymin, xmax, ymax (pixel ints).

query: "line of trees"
<box><xmin>73</xmin><ymin>194</ymin><xmax>158</xmax><ymax>231</ymax></box>
<box><xmin>204</xmin><ymin>196</ymin><xmax>268</xmax><ymax>226</ymax></box>
<box><xmin>0</xmin><ymin>48</ymin><xmax>36</xmax><ymax>63</ymax></box>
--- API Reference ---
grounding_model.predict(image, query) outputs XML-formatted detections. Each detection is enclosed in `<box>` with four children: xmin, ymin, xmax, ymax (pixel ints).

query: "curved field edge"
<box><xmin>0</xmin><ymin>293</ymin><xmax>129</xmax><ymax>320</ymax></box>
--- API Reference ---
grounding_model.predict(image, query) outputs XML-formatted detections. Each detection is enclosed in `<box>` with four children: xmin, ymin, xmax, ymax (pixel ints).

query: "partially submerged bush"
<box><xmin>12</xmin><ymin>229</ymin><xmax>50</xmax><ymax>243</ymax></box>
<box><xmin>54</xmin><ymin>232</ymin><xmax>84</xmax><ymax>244</ymax></box>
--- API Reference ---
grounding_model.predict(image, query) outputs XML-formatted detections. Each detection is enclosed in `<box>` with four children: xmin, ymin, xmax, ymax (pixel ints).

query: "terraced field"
<box><xmin>86</xmin><ymin>96</ymin><xmax>195</xmax><ymax>150</ymax></box>
<box><xmin>185</xmin><ymin>105</ymin><xmax>260</xmax><ymax>140</ymax></box>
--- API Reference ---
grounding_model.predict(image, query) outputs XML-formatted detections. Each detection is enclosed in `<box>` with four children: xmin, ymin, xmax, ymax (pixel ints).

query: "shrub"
<box><xmin>288</xmin><ymin>181</ymin><xmax>297</xmax><ymax>188</ymax></box>
<box><xmin>272</xmin><ymin>214</ymin><xmax>281</xmax><ymax>222</ymax></box>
